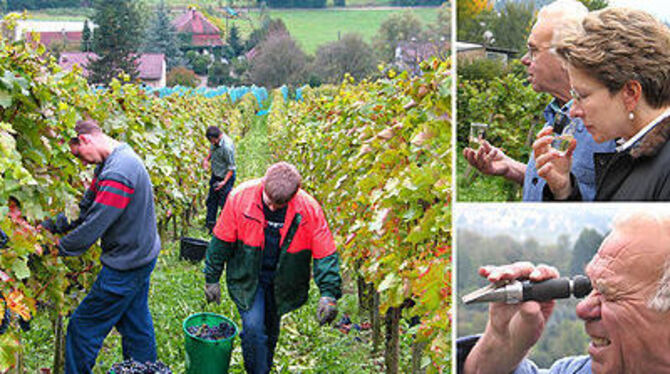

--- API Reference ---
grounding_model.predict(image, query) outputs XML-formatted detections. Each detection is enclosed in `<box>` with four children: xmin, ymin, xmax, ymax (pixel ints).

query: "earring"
<box><xmin>629</xmin><ymin>112</ymin><xmax>635</xmax><ymax>121</ymax></box>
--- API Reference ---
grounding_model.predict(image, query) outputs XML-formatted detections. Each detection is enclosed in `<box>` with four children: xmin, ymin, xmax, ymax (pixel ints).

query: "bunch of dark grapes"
<box><xmin>187</xmin><ymin>321</ymin><xmax>235</xmax><ymax>341</ymax></box>
<box><xmin>107</xmin><ymin>360</ymin><xmax>171</xmax><ymax>374</ymax></box>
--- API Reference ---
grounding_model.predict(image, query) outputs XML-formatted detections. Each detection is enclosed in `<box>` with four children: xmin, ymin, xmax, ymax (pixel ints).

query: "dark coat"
<box><xmin>545</xmin><ymin>115</ymin><xmax>670</xmax><ymax>201</ymax></box>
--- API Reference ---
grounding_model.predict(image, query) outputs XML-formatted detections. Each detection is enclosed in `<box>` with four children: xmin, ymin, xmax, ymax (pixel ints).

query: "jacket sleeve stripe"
<box><xmin>99</xmin><ymin>180</ymin><xmax>135</xmax><ymax>194</ymax></box>
<box><xmin>94</xmin><ymin>190</ymin><xmax>131</xmax><ymax>209</ymax></box>
<box><xmin>88</xmin><ymin>177</ymin><xmax>98</xmax><ymax>193</ymax></box>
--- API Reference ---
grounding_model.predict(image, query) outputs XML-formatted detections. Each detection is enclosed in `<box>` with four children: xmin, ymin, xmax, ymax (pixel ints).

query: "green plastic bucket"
<box><xmin>183</xmin><ymin>312</ymin><xmax>239</xmax><ymax>374</ymax></box>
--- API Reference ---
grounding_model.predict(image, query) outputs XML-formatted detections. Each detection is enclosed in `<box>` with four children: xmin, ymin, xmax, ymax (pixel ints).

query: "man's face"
<box><xmin>69</xmin><ymin>135</ymin><xmax>101</xmax><ymax>165</ymax></box>
<box><xmin>207</xmin><ymin>136</ymin><xmax>218</xmax><ymax>146</ymax></box>
<box><xmin>520</xmin><ymin>20</ymin><xmax>568</xmax><ymax>98</ymax></box>
<box><xmin>576</xmin><ymin>215</ymin><xmax>670</xmax><ymax>373</ymax></box>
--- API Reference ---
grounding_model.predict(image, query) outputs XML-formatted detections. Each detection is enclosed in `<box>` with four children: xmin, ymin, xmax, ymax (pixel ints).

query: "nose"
<box><xmin>576</xmin><ymin>292</ymin><xmax>601</xmax><ymax>321</ymax></box>
<box><xmin>521</xmin><ymin>52</ymin><xmax>530</xmax><ymax>66</ymax></box>
<box><xmin>570</xmin><ymin>102</ymin><xmax>583</xmax><ymax>119</ymax></box>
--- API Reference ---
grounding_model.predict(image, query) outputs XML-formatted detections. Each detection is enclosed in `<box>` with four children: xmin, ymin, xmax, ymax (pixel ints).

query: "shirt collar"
<box><xmin>616</xmin><ymin>108</ymin><xmax>670</xmax><ymax>152</ymax></box>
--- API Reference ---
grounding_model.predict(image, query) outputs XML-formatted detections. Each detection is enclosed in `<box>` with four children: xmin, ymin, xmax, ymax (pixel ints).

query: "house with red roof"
<box><xmin>59</xmin><ymin>52</ymin><xmax>167</xmax><ymax>88</ymax></box>
<box><xmin>172</xmin><ymin>8</ymin><xmax>224</xmax><ymax>52</ymax></box>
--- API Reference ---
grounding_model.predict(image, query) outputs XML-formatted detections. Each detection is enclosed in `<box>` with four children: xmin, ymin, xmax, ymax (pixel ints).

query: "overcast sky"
<box><xmin>610</xmin><ymin>0</ymin><xmax>670</xmax><ymax>23</ymax></box>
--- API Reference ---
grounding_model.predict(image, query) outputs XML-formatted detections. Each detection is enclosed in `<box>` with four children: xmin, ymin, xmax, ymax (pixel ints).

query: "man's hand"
<box><xmin>204</xmin><ymin>283</ymin><xmax>221</xmax><ymax>304</ymax></box>
<box><xmin>533</xmin><ymin>127</ymin><xmax>576</xmax><ymax>200</ymax></box>
<box><xmin>214</xmin><ymin>181</ymin><xmax>226</xmax><ymax>191</ymax></box>
<box><xmin>463</xmin><ymin>140</ymin><xmax>525</xmax><ymax>184</ymax></box>
<box><xmin>463</xmin><ymin>262</ymin><xmax>559</xmax><ymax>374</ymax></box>
<box><xmin>317</xmin><ymin>296</ymin><xmax>338</xmax><ymax>325</ymax></box>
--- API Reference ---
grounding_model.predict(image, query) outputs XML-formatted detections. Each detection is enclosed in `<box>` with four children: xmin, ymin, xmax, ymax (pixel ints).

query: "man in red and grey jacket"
<box><xmin>57</xmin><ymin>120</ymin><xmax>160</xmax><ymax>373</ymax></box>
<box><xmin>204</xmin><ymin>162</ymin><xmax>341</xmax><ymax>374</ymax></box>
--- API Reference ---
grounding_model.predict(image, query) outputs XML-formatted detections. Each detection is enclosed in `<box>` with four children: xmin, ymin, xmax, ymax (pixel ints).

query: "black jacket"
<box><xmin>544</xmin><ymin>115</ymin><xmax>670</xmax><ymax>201</ymax></box>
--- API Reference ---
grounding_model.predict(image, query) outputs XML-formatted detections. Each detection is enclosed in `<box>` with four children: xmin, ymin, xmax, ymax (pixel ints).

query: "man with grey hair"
<box><xmin>458</xmin><ymin>210</ymin><xmax>670</xmax><ymax>373</ymax></box>
<box><xmin>203</xmin><ymin>161</ymin><xmax>342</xmax><ymax>374</ymax></box>
<box><xmin>463</xmin><ymin>0</ymin><xmax>616</xmax><ymax>201</ymax></box>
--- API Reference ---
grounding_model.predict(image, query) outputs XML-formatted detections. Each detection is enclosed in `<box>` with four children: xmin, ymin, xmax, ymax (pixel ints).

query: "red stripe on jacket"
<box><xmin>95</xmin><ymin>190</ymin><xmax>130</xmax><ymax>209</ymax></box>
<box><xmin>99</xmin><ymin>180</ymin><xmax>135</xmax><ymax>194</ymax></box>
<box><xmin>89</xmin><ymin>177</ymin><xmax>98</xmax><ymax>193</ymax></box>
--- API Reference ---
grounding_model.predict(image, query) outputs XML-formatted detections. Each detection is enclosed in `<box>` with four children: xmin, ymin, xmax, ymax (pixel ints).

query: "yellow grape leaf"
<box><xmin>4</xmin><ymin>290</ymin><xmax>33</xmax><ymax>321</ymax></box>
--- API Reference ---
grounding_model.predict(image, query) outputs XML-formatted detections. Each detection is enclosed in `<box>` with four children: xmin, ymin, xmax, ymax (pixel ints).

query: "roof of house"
<box><xmin>26</xmin><ymin>31</ymin><xmax>82</xmax><ymax>47</ymax></box>
<box><xmin>172</xmin><ymin>9</ymin><xmax>220</xmax><ymax>35</ymax></box>
<box><xmin>59</xmin><ymin>52</ymin><xmax>165</xmax><ymax>80</ymax></box>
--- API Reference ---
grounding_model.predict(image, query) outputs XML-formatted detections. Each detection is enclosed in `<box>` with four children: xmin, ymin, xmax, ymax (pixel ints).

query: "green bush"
<box><xmin>167</xmin><ymin>66</ymin><xmax>198</xmax><ymax>87</ymax></box>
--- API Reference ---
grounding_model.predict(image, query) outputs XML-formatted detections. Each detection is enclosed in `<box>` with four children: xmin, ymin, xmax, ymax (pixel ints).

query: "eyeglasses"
<box><xmin>527</xmin><ymin>46</ymin><xmax>545</xmax><ymax>62</ymax></box>
<box><xmin>570</xmin><ymin>87</ymin><xmax>583</xmax><ymax>102</ymax></box>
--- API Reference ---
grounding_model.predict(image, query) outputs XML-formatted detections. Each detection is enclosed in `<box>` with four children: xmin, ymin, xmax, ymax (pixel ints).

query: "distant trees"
<box><xmin>87</xmin><ymin>0</ymin><xmax>146</xmax><ymax>85</ymax></box>
<box><xmin>373</xmin><ymin>11</ymin><xmax>424</xmax><ymax>62</ymax></box>
<box><xmin>569</xmin><ymin>228</ymin><xmax>605</xmax><ymax>276</ymax></box>
<box><xmin>578</xmin><ymin>0</ymin><xmax>609</xmax><ymax>10</ymax></box>
<box><xmin>249</xmin><ymin>32</ymin><xmax>306</xmax><ymax>88</ymax></box>
<box><xmin>8</xmin><ymin>0</ymin><xmax>80</xmax><ymax>11</ymax></box>
<box><xmin>141</xmin><ymin>0</ymin><xmax>184</xmax><ymax>70</ymax></box>
<box><xmin>313</xmin><ymin>34</ymin><xmax>376</xmax><ymax>83</ymax></box>
<box><xmin>265</xmin><ymin>0</ymin><xmax>326</xmax><ymax>8</ymax></box>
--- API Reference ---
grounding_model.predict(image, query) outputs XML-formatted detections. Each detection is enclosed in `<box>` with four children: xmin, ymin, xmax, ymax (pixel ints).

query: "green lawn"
<box><xmin>265</xmin><ymin>7</ymin><xmax>440</xmax><ymax>53</ymax></box>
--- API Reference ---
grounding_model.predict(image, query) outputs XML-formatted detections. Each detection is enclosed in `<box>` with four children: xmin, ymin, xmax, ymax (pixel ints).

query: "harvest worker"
<box><xmin>204</xmin><ymin>162</ymin><xmax>341</xmax><ymax>374</ymax></box>
<box><xmin>462</xmin><ymin>0</ymin><xmax>615</xmax><ymax>201</ymax></box>
<box><xmin>459</xmin><ymin>210</ymin><xmax>670</xmax><ymax>374</ymax></box>
<box><xmin>56</xmin><ymin>120</ymin><xmax>161</xmax><ymax>373</ymax></box>
<box><xmin>202</xmin><ymin>126</ymin><xmax>236</xmax><ymax>232</ymax></box>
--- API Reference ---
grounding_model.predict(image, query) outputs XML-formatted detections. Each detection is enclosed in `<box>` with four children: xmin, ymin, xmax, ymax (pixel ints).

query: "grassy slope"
<box><xmin>24</xmin><ymin>7</ymin><xmax>441</xmax><ymax>55</ymax></box>
<box><xmin>22</xmin><ymin>111</ymin><xmax>415</xmax><ymax>373</ymax></box>
<box><xmin>265</xmin><ymin>8</ymin><xmax>439</xmax><ymax>54</ymax></box>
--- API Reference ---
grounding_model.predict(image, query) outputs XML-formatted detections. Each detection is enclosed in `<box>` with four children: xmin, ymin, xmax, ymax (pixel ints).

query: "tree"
<box><xmin>167</xmin><ymin>66</ymin><xmax>198</xmax><ymax>87</ymax></box>
<box><xmin>487</xmin><ymin>1</ymin><xmax>535</xmax><ymax>52</ymax></box>
<box><xmin>81</xmin><ymin>19</ymin><xmax>92</xmax><ymax>52</ymax></box>
<box><xmin>141</xmin><ymin>0</ymin><xmax>184</xmax><ymax>70</ymax></box>
<box><xmin>227</xmin><ymin>24</ymin><xmax>244</xmax><ymax>57</ymax></box>
<box><xmin>457</xmin><ymin>0</ymin><xmax>492</xmax><ymax>42</ymax></box>
<box><xmin>249</xmin><ymin>32</ymin><xmax>306</xmax><ymax>88</ymax></box>
<box><xmin>313</xmin><ymin>33</ymin><xmax>376</xmax><ymax>84</ymax></box>
<box><xmin>87</xmin><ymin>0</ymin><xmax>146</xmax><ymax>85</ymax></box>
<box><xmin>208</xmin><ymin>61</ymin><xmax>234</xmax><ymax>87</ymax></box>
<box><xmin>578</xmin><ymin>0</ymin><xmax>608</xmax><ymax>11</ymax></box>
<box><xmin>569</xmin><ymin>228</ymin><xmax>605</xmax><ymax>276</ymax></box>
<box><xmin>373</xmin><ymin>11</ymin><xmax>424</xmax><ymax>62</ymax></box>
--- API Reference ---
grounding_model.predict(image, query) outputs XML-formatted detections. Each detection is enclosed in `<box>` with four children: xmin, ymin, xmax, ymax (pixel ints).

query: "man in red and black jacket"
<box><xmin>204</xmin><ymin>162</ymin><xmax>341</xmax><ymax>374</ymax></box>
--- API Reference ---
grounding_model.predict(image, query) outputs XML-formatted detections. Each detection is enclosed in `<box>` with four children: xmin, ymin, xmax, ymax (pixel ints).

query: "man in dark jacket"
<box><xmin>57</xmin><ymin>120</ymin><xmax>161</xmax><ymax>373</ymax></box>
<box><xmin>204</xmin><ymin>162</ymin><xmax>341</xmax><ymax>374</ymax></box>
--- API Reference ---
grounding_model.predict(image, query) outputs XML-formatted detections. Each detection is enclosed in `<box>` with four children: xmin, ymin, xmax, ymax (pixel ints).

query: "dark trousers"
<box><xmin>205</xmin><ymin>172</ymin><xmax>236</xmax><ymax>231</ymax></box>
<box><xmin>65</xmin><ymin>258</ymin><xmax>157</xmax><ymax>374</ymax></box>
<box><xmin>238</xmin><ymin>283</ymin><xmax>281</xmax><ymax>374</ymax></box>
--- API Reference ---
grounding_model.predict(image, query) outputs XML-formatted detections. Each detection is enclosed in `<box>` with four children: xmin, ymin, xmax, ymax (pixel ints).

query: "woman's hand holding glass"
<box><xmin>533</xmin><ymin>126</ymin><xmax>577</xmax><ymax>200</ymax></box>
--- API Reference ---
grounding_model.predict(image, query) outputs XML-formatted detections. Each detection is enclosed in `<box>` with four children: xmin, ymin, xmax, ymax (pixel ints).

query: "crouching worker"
<box><xmin>203</xmin><ymin>162</ymin><xmax>342</xmax><ymax>374</ymax></box>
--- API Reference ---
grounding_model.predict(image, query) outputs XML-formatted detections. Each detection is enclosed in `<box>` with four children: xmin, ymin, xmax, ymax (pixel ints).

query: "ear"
<box><xmin>621</xmin><ymin>80</ymin><xmax>642</xmax><ymax>112</ymax></box>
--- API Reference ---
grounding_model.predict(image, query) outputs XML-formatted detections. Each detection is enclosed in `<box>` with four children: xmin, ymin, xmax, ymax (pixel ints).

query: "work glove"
<box><xmin>316</xmin><ymin>296</ymin><xmax>338</xmax><ymax>325</ymax></box>
<box><xmin>204</xmin><ymin>283</ymin><xmax>221</xmax><ymax>304</ymax></box>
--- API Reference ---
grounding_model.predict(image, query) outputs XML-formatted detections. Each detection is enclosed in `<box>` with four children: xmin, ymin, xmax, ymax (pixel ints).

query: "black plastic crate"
<box><xmin>180</xmin><ymin>237</ymin><xmax>209</xmax><ymax>262</ymax></box>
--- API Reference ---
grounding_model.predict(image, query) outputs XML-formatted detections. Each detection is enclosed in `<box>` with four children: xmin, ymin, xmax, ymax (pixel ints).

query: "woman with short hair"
<box><xmin>533</xmin><ymin>7</ymin><xmax>670</xmax><ymax>200</ymax></box>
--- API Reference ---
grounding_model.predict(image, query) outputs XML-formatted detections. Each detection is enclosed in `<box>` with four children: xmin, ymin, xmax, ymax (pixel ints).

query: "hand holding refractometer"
<box><xmin>462</xmin><ymin>275</ymin><xmax>592</xmax><ymax>304</ymax></box>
